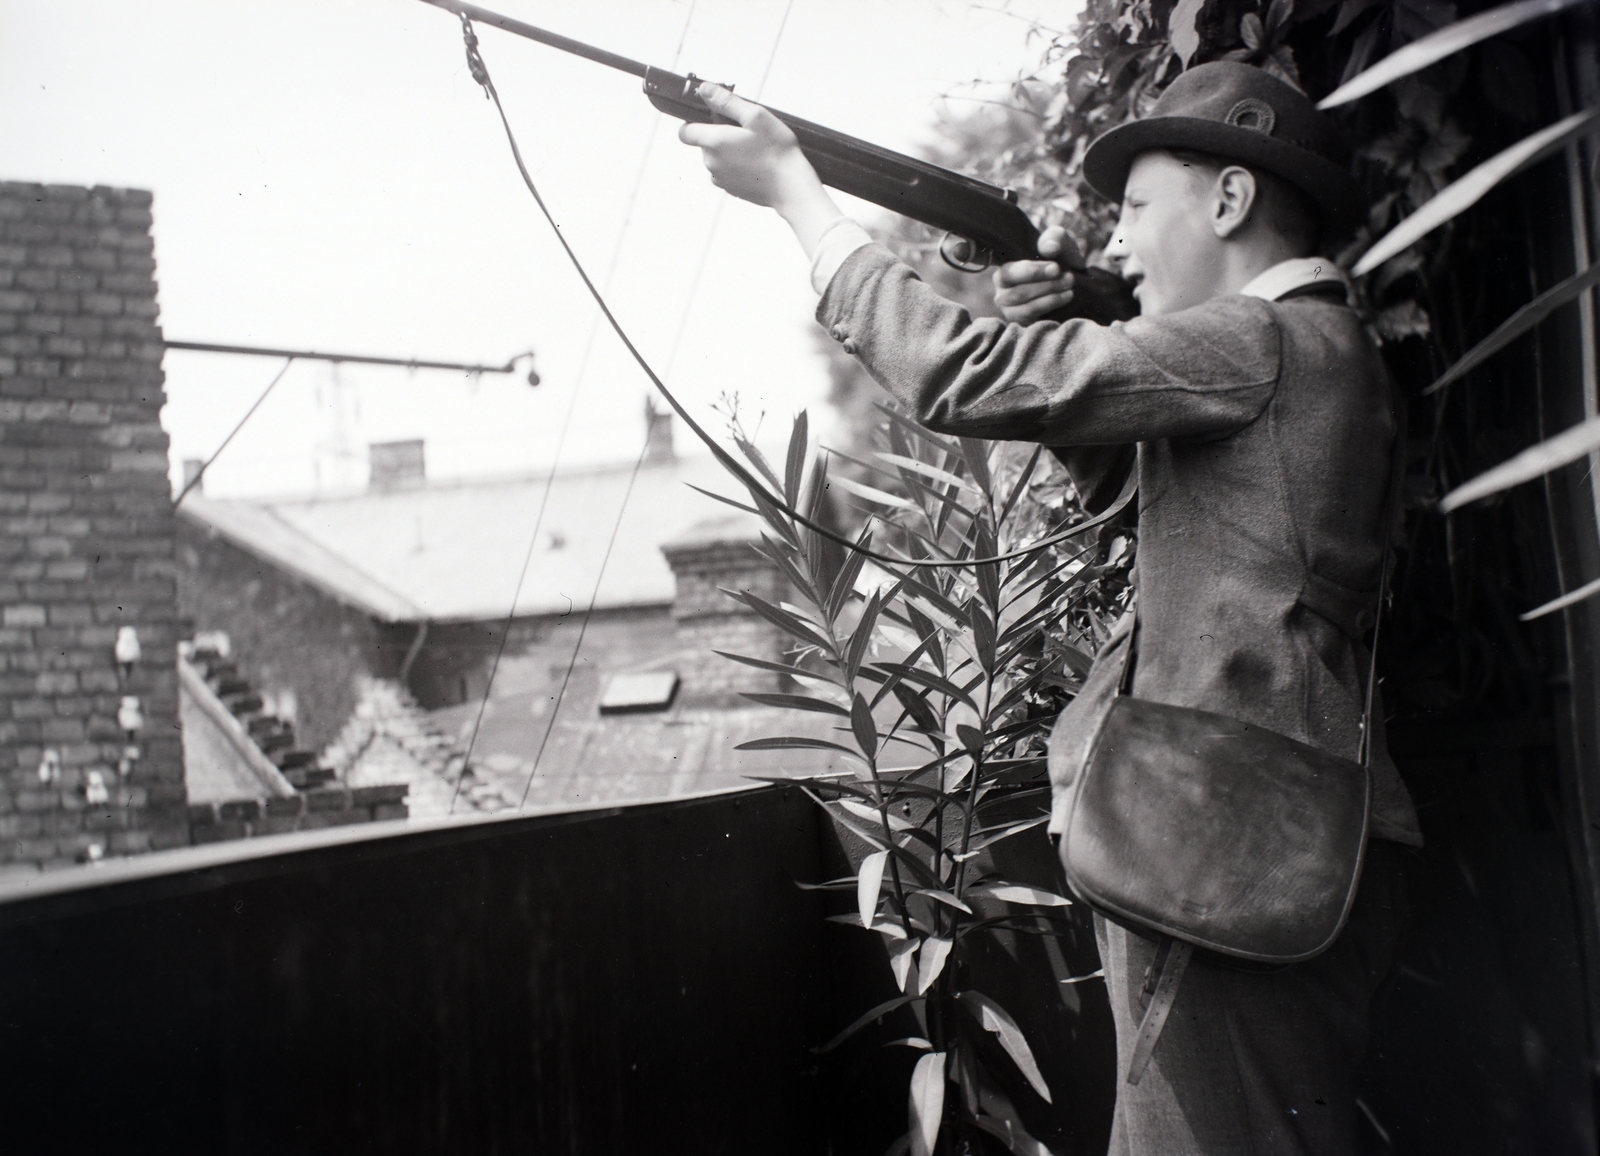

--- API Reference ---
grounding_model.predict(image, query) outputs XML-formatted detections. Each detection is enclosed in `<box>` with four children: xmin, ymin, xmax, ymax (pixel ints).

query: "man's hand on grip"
<box><xmin>996</xmin><ymin>226</ymin><xmax>1086</xmax><ymax>324</ymax></box>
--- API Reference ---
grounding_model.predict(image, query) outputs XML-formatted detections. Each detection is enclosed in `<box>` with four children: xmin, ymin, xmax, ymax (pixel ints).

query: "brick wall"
<box><xmin>175</xmin><ymin>516</ymin><xmax>401</xmax><ymax>751</ymax></box>
<box><xmin>660</xmin><ymin>518</ymin><xmax>789</xmax><ymax>703</ymax></box>
<box><xmin>187</xmin><ymin>783</ymin><xmax>409</xmax><ymax>844</ymax></box>
<box><xmin>0</xmin><ymin>182</ymin><xmax>187</xmax><ymax>873</ymax></box>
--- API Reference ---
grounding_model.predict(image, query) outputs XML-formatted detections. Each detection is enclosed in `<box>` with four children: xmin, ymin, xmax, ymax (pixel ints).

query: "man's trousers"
<box><xmin>1096</xmin><ymin>839</ymin><xmax>1410</xmax><ymax>1155</ymax></box>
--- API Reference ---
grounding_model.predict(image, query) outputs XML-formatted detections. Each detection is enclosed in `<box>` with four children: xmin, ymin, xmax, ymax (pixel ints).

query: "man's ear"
<box><xmin>1212</xmin><ymin>166</ymin><xmax>1258</xmax><ymax>239</ymax></box>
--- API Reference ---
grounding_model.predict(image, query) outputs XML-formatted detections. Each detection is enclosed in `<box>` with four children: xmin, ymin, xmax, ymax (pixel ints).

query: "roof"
<box><xmin>430</xmin><ymin>695</ymin><xmax>844</xmax><ymax>810</ymax></box>
<box><xmin>178</xmin><ymin>456</ymin><xmax>753</xmax><ymax>623</ymax></box>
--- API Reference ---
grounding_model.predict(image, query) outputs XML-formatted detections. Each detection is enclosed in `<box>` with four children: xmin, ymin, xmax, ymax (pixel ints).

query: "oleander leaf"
<box><xmin>813</xmin><ymin>993</ymin><xmax>923</xmax><ymax>1054</ymax></box>
<box><xmin>873</xmin><ymin>661</ymin><xmax>980</xmax><ymax>712</ymax></box>
<box><xmin>959</xmin><ymin>437</ymin><xmax>993</xmax><ymax>494</ymax></box>
<box><xmin>831</xmin><ymin>474</ymin><xmax>916</xmax><ymax>510</ymax></box>
<box><xmin>852</xmin><ymin>692</ymin><xmax>880</xmax><ymax>758</ymax></box>
<box><xmin>826</xmin><ymin>525</ymin><xmax>874</xmax><ymax>621</ymax></box>
<box><xmin>1353</xmin><ymin>108</ymin><xmax>1600</xmax><ymax>276</ymax></box>
<box><xmin>912</xmin><ymin>888</ymin><xmax>974</xmax><ymax>914</ymax></box>
<box><xmin>1319</xmin><ymin>0</ymin><xmax>1593</xmax><ymax>109</ymax></box>
<box><xmin>877</xmin><ymin>451</ymin><xmax>979</xmax><ymax>495</ymax></box>
<box><xmin>838</xmin><ymin>796</ymin><xmax>914</xmax><ymax>832</ymax></box>
<box><xmin>684</xmin><ymin>483</ymin><xmax>760</xmax><ymax>517</ymax></box>
<box><xmin>968</xmin><ymin>884</ymin><xmax>1073</xmax><ymax>907</ymax></box>
<box><xmin>844</xmin><ymin>587</ymin><xmax>888</xmax><ymax>681</ymax></box>
<box><xmin>965</xmin><ymin>815</ymin><xmax>1051</xmax><ymax>853</ymax></box>
<box><xmin>885</xmin><ymin>1035</ymin><xmax>933</xmax><ymax>1051</ymax></box>
<box><xmin>1426</xmin><ymin>262</ymin><xmax>1600</xmax><ymax>395</ymax></box>
<box><xmin>1438</xmin><ymin>414</ymin><xmax>1600</xmax><ymax>512</ymax></box>
<box><xmin>916</xmin><ymin>936</ymin><xmax>954</xmax><ymax>994</ymax></box>
<box><xmin>908</xmin><ymin>1051</ymin><xmax>947</xmax><ymax>1156</ymax></box>
<box><xmin>740</xmin><ymin>691</ymin><xmax>850</xmax><ymax>717</ymax></box>
<box><xmin>972</xmin><ymin>1113</ymin><xmax>1055</xmax><ymax>1156</ymax></box>
<box><xmin>793</xmin><ymin>876</ymin><xmax>857</xmax><ymax>891</ymax></box>
<box><xmin>888</xmin><ymin>938</ymin><xmax>920</xmax><ymax>991</ymax></box>
<box><xmin>827</xmin><ymin>911</ymin><xmax>908</xmax><ymax>938</ymax></box>
<box><xmin>723</xmin><ymin>587</ymin><xmax>834</xmax><ymax>651</ymax></box>
<box><xmin>959</xmin><ymin>992</ymin><xmax>1052</xmax><ymax>1103</ymax></box>
<box><xmin>858</xmin><ymin>849</ymin><xmax>889</xmax><ymax>928</ymax></box>
<box><xmin>784</xmin><ymin>410</ymin><xmax>809</xmax><ymax>506</ymax></box>
<box><xmin>1520</xmin><ymin>576</ymin><xmax>1600</xmax><ymax>622</ymax></box>
<box><xmin>715</xmin><ymin>649</ymin><xmax>842</xmax><ymax>687</ymax></box>
<box><xmin>1169</xmin><ymin>0</ymin><xmax>1206</xmax><ymax>64</ymax></box>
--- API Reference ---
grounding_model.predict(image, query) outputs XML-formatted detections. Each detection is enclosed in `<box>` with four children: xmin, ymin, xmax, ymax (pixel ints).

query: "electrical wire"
<box><xmin>451</xmin><ymin>2</ymin><xmax>1138</xmax><ymax>812</ymax></box>
<box><xmin>515</xmin><ymin>435</ymin><xmax>652</xmax><ymax>811</ymax></box>
<box><xmin>173</xmin><ymin>357</ymin><xmax>295</xmax><ymax>508</ymax></box>
<box><xmin>512</xmin><ymin>0</ymin><xmax>792</xmax><ymax>812</ymax></box>
<box><xmin>450</xmin><ymin>1</ymin><xmax>701</xmax><ymax>813</ymax></box>
<box><xmin>450</xmin><ymin>13</ymin><xmax>1137</xmax><ymax>574</ymax></box>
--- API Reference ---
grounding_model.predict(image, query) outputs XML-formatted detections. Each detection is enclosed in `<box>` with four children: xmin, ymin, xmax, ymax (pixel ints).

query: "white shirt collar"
<box><xmin>1238</xmin><ymin>256</ymin><xmax>1349</xmax><ymax>304</ymax></box>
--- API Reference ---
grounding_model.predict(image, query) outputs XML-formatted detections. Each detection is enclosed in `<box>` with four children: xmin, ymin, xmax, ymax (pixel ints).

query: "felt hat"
<box><xmin>1082</xmin><ymin>61</ymin><xmax>1365</xmax><ymax>235</ymax></box>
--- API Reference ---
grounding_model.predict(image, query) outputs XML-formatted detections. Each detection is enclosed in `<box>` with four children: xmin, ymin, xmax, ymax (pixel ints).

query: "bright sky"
<box><xmin>0</xmin><ymin>0</ymin><xmax>1069</xmax><ymax>497</ymax></box>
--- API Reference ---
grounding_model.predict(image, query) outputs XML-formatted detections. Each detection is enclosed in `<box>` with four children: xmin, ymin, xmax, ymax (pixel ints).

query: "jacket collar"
<box><xmin>1238</xmin><ymin>256</ymin><xmax>1350</xmax><ymax>304</ymax></box>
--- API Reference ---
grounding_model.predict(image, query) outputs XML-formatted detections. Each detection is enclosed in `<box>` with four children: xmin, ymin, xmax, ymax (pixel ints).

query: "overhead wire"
<box><xmin>173</xmin><ymin>357</ymin><xmax>295</xmax><ymax>508</ymax></box>
<box><xmin>449</xmin><ymin>0</ymin><xmax>1139</xmax><ymax>805</ymax></box>
<box><xmin>451</xmin><ymin>0</ymin><xmax>1143</xmax><ymax>810</ymax></box>
<box><xmin>445</xmin><ymin>9</ymin><xmax>1137</xmax><ymax>576</ymax></box>
<box><xmin>514</xmin><ymin>0</ymin><xmax>795</xmax><ymax>812</ymax></box>
<box><xmin>451</xmin><ymin>0</ymin><xmax>702</xmax><ymax>813</ymax></box>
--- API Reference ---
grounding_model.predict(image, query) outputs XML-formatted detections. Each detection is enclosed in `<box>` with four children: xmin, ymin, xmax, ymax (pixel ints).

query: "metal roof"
<box><xmin>178</xmin><ymin>456</ymin><xmax>751</xmax><ymax>623</ymax></box>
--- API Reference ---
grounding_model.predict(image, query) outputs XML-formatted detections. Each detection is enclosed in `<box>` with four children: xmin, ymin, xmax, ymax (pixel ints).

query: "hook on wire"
<box><xmin>461</xmin><ymin>14</ymin><xmax>492</xmax><ymax>95</ymax></box>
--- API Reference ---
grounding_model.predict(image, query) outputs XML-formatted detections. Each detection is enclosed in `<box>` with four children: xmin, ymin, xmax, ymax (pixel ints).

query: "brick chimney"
<box><xmin>368</xmin><ymin>439</ymin><xmax>425</xmax><ymax>491</ymax></box>
<box><xmin>0</xmin><ymin>181</ymin><xmax>190</xmax><ymax>869</ymax></box>
<box><xmin>643</xmin><ymin>396</ymin><xmax>674</xmax><ymax>466</ymax></box>
<box><xmin>660</xmin><ymin>515</ymin><xmax>787</xmax><ymax>705</ymax></box>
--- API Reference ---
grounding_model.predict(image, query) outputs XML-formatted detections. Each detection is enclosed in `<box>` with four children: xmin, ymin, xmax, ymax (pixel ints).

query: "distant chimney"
<box><xmin>369</xmin><ymin>439</ymin><xmax>426</xmax><ymax>491</ymax></box>
<box><xmin>643</xmin><ymin>396</ymin><xmax>675</xmax><ymax>466</ymax></box>
<box><xmin>182</xmin><ymin>458</ymin><xmax>205</xmax><ymax>497</ymax></box>
<box><xmin>660</xmin><ymin>515</ymin><xmax>787</xmax><ymax>705</ymax></box>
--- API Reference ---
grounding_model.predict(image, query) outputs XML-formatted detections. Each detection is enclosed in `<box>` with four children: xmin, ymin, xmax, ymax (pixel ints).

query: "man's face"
<box><xmin>1105</xmin><ymin>151</ymin><xmax>1225</xmax><ymax>317</ymax></box>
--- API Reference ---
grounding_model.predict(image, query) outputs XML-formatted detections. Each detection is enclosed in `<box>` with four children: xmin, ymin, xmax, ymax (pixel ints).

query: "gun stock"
<box><xmin>423</xmin><ymin>0</ymin><xmax>1137</xmax><ymax>324</ymax></box>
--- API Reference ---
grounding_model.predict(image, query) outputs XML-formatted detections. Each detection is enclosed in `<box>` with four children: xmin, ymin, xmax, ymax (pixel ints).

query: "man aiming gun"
<box><xmin>680</xmin><ymin>61</ymin><xmax>1421</xmax><ymax>1155</ymax></box>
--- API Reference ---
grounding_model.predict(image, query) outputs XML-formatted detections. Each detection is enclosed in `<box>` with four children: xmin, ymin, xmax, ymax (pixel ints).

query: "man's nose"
<box><xmin>1105</xmin><ymin>222</ymin><xmax>1130</xmax><ymax>274</ymax></box>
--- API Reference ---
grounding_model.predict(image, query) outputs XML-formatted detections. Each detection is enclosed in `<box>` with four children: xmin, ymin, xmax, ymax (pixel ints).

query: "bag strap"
<box><xmin>1126</xmin><ymin>935</ymin><xmax>1193</xmax><ymax>1084</ymax></box>
<box><xmin>1358</xmin><ymin>397</ymin><xmax>1406</xmax><ymax>768</ymax></box>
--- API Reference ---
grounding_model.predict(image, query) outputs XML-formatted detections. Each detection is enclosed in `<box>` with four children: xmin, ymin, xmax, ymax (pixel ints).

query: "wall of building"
<box><xmin>174</xmin><ymin>517</ymin><xmax>405</xmax><ymax>752</ymax></box>
<box><xmin>0</xmin><ymin>181</ymin><xmax>188</xmax><ymax>872</ymax></box>
<box><xmin>407</xmin><ymin>605</ymin><xmax>679</xmax><ymax>711</ymax></box>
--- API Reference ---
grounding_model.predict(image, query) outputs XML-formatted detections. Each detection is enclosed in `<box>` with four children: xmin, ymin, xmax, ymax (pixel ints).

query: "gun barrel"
<box><xmin>419</xmin><ymin>0</ymin><xmax>650</xmax><ymax>79</ymax></box>
<box><xmin>416</xmin><ymin>0</ymin><xmax>1140</xmax><ymax>322</ymax></box>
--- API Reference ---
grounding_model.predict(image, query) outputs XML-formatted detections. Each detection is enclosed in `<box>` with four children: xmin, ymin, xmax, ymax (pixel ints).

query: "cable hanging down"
<box><xmin>453</xmin><ymin>1</ymin><xmax>703</xmax><ymax>814</ymax></box>
<box><xmin>451</xmin><ymin>14</ymin><xmax>1137</xmax><ymax>572</ymax></box>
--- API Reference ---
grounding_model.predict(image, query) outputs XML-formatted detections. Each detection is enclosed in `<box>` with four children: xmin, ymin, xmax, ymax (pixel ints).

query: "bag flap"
<box><xmin>1062</xmin><ymin>696</ymin><xmax>1370</xmax><ymax>963</ymax></box>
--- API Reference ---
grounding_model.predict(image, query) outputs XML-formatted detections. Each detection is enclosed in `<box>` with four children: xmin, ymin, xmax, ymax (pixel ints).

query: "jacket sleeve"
<box><xmin>816</xmin><ymin>244</ymin><xmax>1282</xmax><ymax>446</ymax></box>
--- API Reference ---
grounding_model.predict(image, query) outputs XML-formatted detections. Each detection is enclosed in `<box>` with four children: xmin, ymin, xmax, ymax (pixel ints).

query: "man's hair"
<box><xmin>1162</xmin><ymin>149</ymin><xmax>1322</xmax><ymax>256</ymax></box>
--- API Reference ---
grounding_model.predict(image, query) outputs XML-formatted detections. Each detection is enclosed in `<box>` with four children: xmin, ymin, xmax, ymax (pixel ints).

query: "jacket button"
<box><xmin>842</xmin><ymin>339</ymin><xmax>858</xmax><ymax>355</ymax></box>
<box><xmin>830</xmin><ymin>325</ymin><xmax>846</xmax><ymax>341</ymax></box>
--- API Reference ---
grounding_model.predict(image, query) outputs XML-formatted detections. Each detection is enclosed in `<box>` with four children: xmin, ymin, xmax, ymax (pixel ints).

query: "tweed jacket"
<box><xmin>817</xmin><ymin>244</ymin><xmax>1422</xmax><ymax>847</ymax></box>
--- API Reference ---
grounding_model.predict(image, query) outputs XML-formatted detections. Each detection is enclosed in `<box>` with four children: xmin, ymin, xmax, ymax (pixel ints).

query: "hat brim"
<box><xmin>1083</xmin><ymin>117</ymin><xmax>1366</xmax><ymax>237</ymax></box>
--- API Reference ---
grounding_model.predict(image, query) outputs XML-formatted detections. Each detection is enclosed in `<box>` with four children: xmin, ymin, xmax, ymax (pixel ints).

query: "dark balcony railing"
<box><xmin>2</xmin><ymin>760</ymin><xmax>1590</xmax><ymax>1154</ymax></box>
<box><xmin>0</xmin><ymin>785</ymin><xmax>1111</xmax><ymax>1154</ymax></box>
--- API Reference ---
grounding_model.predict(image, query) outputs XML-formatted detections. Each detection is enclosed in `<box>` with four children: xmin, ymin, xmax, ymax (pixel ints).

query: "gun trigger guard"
<box><xmin>940</xmin><ymin>233</ymin><xmax>993</xmax><ymax>274</ymax></box>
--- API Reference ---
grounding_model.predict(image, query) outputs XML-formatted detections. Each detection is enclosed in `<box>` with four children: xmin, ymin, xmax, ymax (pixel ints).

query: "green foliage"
<box><xmin>713</xmin><ymin>408</ymin><xmax>1126</xmax><ymax>1154</ymax></box>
